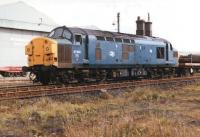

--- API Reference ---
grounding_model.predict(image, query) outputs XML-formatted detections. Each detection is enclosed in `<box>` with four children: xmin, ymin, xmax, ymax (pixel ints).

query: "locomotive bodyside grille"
<box><xmin>57</xmin><ymin>44</ymin><xmax>72</xmax><ymax>68</ymax></box>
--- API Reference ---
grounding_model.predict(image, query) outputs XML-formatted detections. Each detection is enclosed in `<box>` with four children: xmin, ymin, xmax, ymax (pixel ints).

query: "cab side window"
<box><xmin>157</xmin><ymin>47</ymin><xmax>165</xmax><ymax>59</ymax></box>
<box><xmin>75</xmin><ymin>34</ymin><xmax>82</xmax><ymax>45</ymax></box>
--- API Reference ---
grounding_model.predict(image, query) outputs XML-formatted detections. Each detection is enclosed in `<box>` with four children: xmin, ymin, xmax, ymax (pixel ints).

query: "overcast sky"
<box><xmin>0</xmin><ymin>0</ymin><xmax>200</xmax><ymax>52</ymax></box>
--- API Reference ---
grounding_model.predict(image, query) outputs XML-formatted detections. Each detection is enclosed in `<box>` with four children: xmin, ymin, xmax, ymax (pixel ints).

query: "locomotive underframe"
<box><xmin>23</xmin><ymin>64</ymin><xmax>186</xmax><ymax>84</ymax></box>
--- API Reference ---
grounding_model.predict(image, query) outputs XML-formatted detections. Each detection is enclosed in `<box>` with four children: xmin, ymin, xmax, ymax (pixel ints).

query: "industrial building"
<box><xmin>0</xmin><ymin>1</ymin><xmax>57</xmax><ymax>70</ymax></box>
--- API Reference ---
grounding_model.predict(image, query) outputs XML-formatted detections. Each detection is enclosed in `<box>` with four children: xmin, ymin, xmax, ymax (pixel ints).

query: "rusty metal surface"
<box><xmin>179</xmin><ymin>63</ymin><xmax>200</xmax><ymax>67</ymax></box>
<box><xmin>179</xmin><ymin>54</ymin><xmax>200</xmax><ymax>63</ymax></box>
<box><xmin>1</xmin><ymin>76</ymin><xmax>200</xmax><ymax>101</ymax></box>
<box><xmin>95</xmin><ymin>48</ymin><xmax>102</xmax><ymax>60</ymax></box>
<box><xmin>122</xmin><ymin>45</ymin><xmax>129</xmax><ymax>60</ymax></box>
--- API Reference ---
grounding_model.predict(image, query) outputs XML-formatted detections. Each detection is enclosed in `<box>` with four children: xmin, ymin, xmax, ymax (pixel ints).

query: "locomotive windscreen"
<box><xmin>48</xmin><ymin>27</ymin><xmax>72</xmax><ymax>41</ymax></box>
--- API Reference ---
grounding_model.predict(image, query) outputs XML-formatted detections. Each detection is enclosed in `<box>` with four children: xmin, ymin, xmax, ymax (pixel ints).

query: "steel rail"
<box><xmin>0</xmin><ymin>76</ymin><xmax>200</xmax><ymax>101</ymax></box>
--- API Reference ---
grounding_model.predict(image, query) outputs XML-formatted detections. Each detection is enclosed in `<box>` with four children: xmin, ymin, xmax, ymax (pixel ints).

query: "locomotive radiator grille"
<box><xmin>57</xmin><ymin>44</ymin><xmax>72</xmax><ymax>68</ymax></box>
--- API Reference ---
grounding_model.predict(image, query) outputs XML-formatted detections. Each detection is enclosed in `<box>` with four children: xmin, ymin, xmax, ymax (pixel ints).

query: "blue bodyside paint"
<box><xmin>70</xmin><ymin>35</ymin><xmax>177</xmax><ymax>67</ymax></box>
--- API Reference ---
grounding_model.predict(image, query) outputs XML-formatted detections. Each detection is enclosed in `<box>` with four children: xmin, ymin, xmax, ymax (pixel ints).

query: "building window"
<box><xmin>157</xmin><ymin>47</ymin><xmax>165</xmax><ymax>59</ymax></box>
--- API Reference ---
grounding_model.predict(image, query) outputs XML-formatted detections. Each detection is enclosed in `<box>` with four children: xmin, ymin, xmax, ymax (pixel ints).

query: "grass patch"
<box><xmin>0</xmin><ymin>85</ymin><xmax>200</xmax><ymax>136</ymax></box>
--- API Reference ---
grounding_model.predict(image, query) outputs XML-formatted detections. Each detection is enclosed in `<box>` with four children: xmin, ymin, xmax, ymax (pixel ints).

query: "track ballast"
<box><xmin>1</xmin><ymin>76</ymin><xmax>200</xmax><ymax>101</ymax></box>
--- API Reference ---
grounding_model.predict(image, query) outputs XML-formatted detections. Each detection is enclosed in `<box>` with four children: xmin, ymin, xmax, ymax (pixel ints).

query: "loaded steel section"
<box><xmin>0</xmin><ymin>66</ymin><xmax>25</xmax><ymax>77</ymax></box>
<box><xmin>0</xmin><ymin>77</ymin><xmax>30</xmax><ymax>86</ymax></box>
<box><xmin>0</xmin><ymin>76</ymin><xmax>200</xmax><ymax>101</ymax></box>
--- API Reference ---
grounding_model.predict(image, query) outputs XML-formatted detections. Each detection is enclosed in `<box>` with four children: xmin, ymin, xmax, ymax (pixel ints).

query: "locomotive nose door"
<box><xmin>84</xmin><ymin>35</ymin><xmax>89</xmax><ymax>63</ymax></box>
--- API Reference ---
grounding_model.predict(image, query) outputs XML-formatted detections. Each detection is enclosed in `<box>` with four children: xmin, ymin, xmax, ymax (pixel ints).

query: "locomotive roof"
<box><xmin>50</xmin><ymin>26</ymin><xmax>169</xmax><ymax>44</ymax></box>
<box><xmin>65</xmin><ymin>26</ymin><xmax>168</xmax><ymax>43</ymax></box>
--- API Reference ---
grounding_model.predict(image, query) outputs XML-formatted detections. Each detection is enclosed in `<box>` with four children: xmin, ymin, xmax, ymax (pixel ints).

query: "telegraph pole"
<box><xmin>117</xmin><ymin>12</ymin><xmax>120</xmax><ymax>33</ymax></box>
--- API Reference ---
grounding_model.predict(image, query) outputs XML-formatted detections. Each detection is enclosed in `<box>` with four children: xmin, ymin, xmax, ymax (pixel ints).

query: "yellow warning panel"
<box><xmin>25</xmin><ymin>37</ymin><xmax>58</xmax><ymax>67</ymax></box>
<box><xmin>34</xmin><ymin>55</ymin><xmax>44</xmax><ymax>65</ymax></box>
<box><xmin>44</xmin><ymin>44</ymin><xmax>52</xmax><ymax>54</ymax></box>
<box><xmin>44</xmin><ymin>54</ymin><xmax>54</xmax><ymax>66</ymax></box>
<box><xmin>28</xmin><ymin>55</ymin><xmax>33</xmax><ymax>66</ymax></box>
<box><xmin>25</xmin><ymin>44</ymin><xmax>32</xmax><ymax>55</ymax></box>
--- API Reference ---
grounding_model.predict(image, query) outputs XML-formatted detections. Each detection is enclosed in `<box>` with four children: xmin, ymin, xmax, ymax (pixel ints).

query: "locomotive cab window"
<box><xmin>48</xmin><ymin>28</ymin><xmax>63</xmax><ymax>38</ymax></box>
<box><xmin>63</xmin><ymin>29</ymin><xmax>72</xmax><ymax>40</ymax></box>
<box><xmin>157</xmin><ymin>47</ymin><xmax>165</xmax><ymax>59</ymax></box>
<box><xmin>48</xmin><ymin>27</ymin><xmax>72</xmax><ymax>42</ymax></box>
<box><xmin>75</xmin><ymin>34</ymin><xmax>82</xmax><ymax>45</ymax></box>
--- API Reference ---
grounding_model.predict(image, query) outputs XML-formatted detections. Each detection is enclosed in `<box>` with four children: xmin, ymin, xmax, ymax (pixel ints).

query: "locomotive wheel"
<box><xmin>29</xmin><ymin>72</ymin><xmax>37</xmax><ymax>81</ymax></box>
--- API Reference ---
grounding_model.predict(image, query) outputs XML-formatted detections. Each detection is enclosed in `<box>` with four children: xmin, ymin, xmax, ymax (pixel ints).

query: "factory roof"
<box><xmin>0</xmin><ymin>1</ymin><xmax>58</xmax><ymax>32</ymax></box>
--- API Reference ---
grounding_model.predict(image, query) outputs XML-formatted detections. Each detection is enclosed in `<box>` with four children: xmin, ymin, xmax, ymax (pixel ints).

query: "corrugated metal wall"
<box><xmin>0</xmin><ymin>28</ymin><xmax>48</xmax><ymax>67</ymax></box>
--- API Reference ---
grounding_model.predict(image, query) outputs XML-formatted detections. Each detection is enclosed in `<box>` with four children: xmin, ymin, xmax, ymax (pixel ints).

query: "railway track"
<box><xmin>0</xmin><ymin>77</ymin><xmax>31</xmax><ymax>87</ymax></box>
<box><xmin>0</xmin><ymin>76</ymin><xmax>200</xmax><ymax>101</ymax></box>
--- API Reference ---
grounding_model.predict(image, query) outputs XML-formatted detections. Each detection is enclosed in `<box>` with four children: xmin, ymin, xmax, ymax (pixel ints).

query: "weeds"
<box><xmin>0</xmin><ymin>85</ymin><xmax>200</xmax><ymax>136</ymax></box>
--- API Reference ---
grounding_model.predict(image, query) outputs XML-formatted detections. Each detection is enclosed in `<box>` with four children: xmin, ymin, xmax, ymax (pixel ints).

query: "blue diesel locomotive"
<box><xmin>24</xmin><ymin>25</ymin><xmax>179</xmax><ymax>84</ymax></box>
<box><xmin>23</xmin><ymin>15</ymin><xmax>187</xmax><ymax>84</ymax></box>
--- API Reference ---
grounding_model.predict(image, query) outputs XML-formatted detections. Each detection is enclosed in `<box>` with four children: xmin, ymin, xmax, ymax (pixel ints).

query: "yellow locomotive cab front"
<box><xmin>25</xmin><ymin>37</ymin><xmax>58</xmax><ymax>67</ymax></box>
